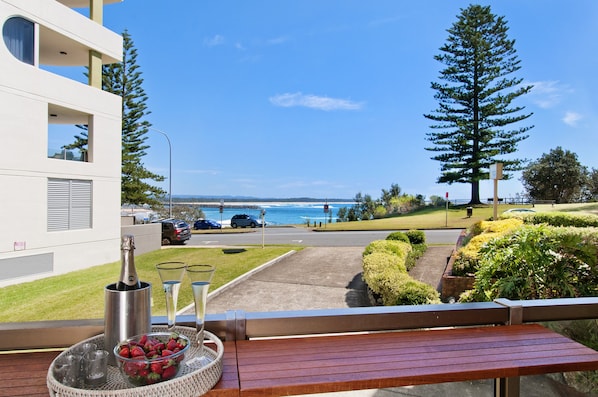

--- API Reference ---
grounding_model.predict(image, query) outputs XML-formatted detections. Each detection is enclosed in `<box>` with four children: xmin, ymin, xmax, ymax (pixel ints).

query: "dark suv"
<box><xmin>230</xmin><ymin>214</ymin><xmax>263</xmax><ymax>228</ymax></box>
<box><xmin>157</xmin><ymin>219</ymin><xmax>191</xmax><ymax>245</ymax></box>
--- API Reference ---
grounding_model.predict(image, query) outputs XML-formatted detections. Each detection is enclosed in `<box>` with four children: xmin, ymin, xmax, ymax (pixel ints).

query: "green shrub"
<box><xmin>377</xmin><ymin>272</ymin><xmax>440</xmax><ymax>305</ymax></box>
<box><xmin>404</xmin><ymin>243</ymin><xmax>426</xmax><ymax>271</ymax></box>
<box><xmin>452</xmin><ymin>218</ymin><xmax>524</xmax><ymax>276</ymax></box>
<box><xmin>405</xmin><ymin>229</ymin><xmax>426</xmax><ymax>245</ymax></box>
<box><xmin>362</xmin><ymin>239</ymin><xmax>439</xmax><ymax>306</ymax></box>
<box><xmin>385</xmin><ymin>231</ymin><xmax>410</xmax><ymax>244</ymax></box>
<box><xmin>460</xmin><ymin>225</ymin><xmax>598</xmax><ymax>302</ymax></box>
<box><xmin>363</xmin><ymin>239</ymin><xmax>411</xmax><ymax>257</ymax></box>
<box><xmin>362</xmin><ymin>252</ymin><xmax>408</xmax><ymax>294</ymax></box>
<box><xmin>373</xmin><ymin>205</ymin><xmax>387</xmax><ymax>219</ymax></box>
<box><xmin>523</xmin><ymin>212</ymin><xmax>598</xmax><ymax>227</ymax></box>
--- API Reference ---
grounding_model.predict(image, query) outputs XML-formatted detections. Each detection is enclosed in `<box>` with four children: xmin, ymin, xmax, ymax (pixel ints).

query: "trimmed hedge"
<box><xmin>376</xmin><ymin>272</ymin><xmax>440</xmax><ymax>306</ymax></box>
<box><xmin>385</xmin><ymin>231</ymin><xmax>410</xmax><ymax>243</ymax></box>
<box><xmin>363</xmin><ymin>252</ymin><xmax>408</xmax><ymax>295</ymax></box>
<box><xmin>362</xmin><ymin>238</ymin><xmax>440</xmax><ymax>306</ymax></box>
<box><xmin>501</xmin><ymin>212</ymin><xmax>598</xmax><ymax>227</ymax></box>
<box><xmin>363</xmin><ymin>240</ymin><xmax>411</xmax><ymax>257</ymax></box>
<box><xmin>405</xmin><ymin>229</ymin><xmax>426</xmax><ymax>245</ymax></box>
<box><xmin>502</xmin><ymin>211</ymin><xmax>598</xmax><ymax>227</ymax></box>
<box><xmin>386</xmin><ymin>230</ymin><xmax>427</xmax><ymax>245</ymax></box>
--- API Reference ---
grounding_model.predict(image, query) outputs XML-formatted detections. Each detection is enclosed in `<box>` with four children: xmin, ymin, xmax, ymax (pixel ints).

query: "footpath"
<box><xmin>183</xmin><ymin>245</ymin><xmax>584</xmax><ymax>397</ymax></box>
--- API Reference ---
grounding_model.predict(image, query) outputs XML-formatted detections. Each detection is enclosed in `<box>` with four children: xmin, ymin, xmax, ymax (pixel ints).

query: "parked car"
<box><xmin>230</xmin><ymin>214</ymin><xmax>263</xmax><ymax>228</ymax></box>
<box><xmin>194</xmin><ymin>219</ymin><xmax>222</xmax><ymax>230</ymax></box>
<box><xmin>156</xmin><ymin>219</ymin><xmax>191</xmax><ymax>245</ymax></box>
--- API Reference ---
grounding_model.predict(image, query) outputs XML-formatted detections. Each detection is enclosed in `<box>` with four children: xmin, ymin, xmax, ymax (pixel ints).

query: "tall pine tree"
<box><xmin>424</xmin><ymin>5</ymin><xmax>533</xmax><ymax>205</ymax></box>
<box><xmin>105</xmin><ymin>30</ymin><xmax>165</xmax><ymax>207</ymax></box>
<box><xmin>68</xmin><ymin>31</ymin><xmax>165</xmax><ymax>207</ymax></box>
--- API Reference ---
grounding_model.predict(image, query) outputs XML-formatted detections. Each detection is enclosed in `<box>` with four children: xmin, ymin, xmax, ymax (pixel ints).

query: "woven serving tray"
<box><xmin>47</xmin><ymin>326</ymin><xmax>223</xmax><ymax>397</ymax></box>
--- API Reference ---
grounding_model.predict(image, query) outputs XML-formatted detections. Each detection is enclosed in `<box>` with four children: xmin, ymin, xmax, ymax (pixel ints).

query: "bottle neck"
<box><xmin>119</xmin><ymin>248</ymin><xmax>139</xmax><ymax>287</ymax></box>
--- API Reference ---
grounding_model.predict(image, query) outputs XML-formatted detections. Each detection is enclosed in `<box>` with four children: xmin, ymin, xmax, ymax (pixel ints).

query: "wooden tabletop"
<box><xmin>5</xmin><ymin>324</ymin><xmax>598</xmax><ymax>397</ymax></box>
<box><xmin>235</xmin><ymin>324</ymin><xmax>598</xmax><ymax>397</ymax></box>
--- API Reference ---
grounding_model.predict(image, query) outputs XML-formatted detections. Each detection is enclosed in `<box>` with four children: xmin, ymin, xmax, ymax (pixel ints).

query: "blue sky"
<box><xmin>97</xmin><ymin>1</ymin><xmax>597</xmax><ymax>201</ymax></box>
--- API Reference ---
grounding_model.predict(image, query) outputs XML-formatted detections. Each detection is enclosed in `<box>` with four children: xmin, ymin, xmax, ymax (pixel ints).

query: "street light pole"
<box><xmin>148</xmin><ymin>127</ymin><xmax>172</xmax><ymax>219</ymax></box>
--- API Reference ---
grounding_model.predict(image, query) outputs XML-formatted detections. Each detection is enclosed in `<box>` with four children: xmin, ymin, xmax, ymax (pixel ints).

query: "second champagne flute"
<box><xmin>185</xmin><ymin>264</ymin><xmax>215</xmax><ymax>364</ymax></box>
<box><xmin>156</xmin><ymin>262</ymin><xmax>186</xmax><ymax>331</ymax></box>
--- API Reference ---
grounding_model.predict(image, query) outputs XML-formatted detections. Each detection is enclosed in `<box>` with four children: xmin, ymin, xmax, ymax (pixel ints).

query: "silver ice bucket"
<box><xmin>104</xmin><ymin>282</ymin><xmax>151</xmax><ymax>365</ymax></box>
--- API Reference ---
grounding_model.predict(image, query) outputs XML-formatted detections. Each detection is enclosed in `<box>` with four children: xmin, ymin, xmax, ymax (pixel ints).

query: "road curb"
<box><xmin>177</xmin><ymin>249</ymin><xmax>298</xmax><ymax>314</ymax></box>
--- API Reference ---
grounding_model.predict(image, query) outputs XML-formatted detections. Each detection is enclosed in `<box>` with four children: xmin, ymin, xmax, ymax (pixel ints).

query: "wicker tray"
<box><xmin>47</xmin><ymin>326</ymin><xmax>223</xmax><ymax>397</ymax></box>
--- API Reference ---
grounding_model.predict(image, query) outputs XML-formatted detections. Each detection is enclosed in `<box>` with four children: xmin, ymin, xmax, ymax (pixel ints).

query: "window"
<box><xmin>48</xmin><ymin>179</ymin><xmax>92</xmax><ymax>231</ymax></box>
<box><xmin>2</xmin><ymin>17</ymin><xmax>34</xmax><ymax>65</ymax></box>
<box><xmin>48</xmin><ymin>105</ymin><xmax>91</xmax><ymax>162</ymax></box>
<box><xmin>48</xmin><ymin>124</ymin><xmax>89</xmax><ymax>162</ymax></box>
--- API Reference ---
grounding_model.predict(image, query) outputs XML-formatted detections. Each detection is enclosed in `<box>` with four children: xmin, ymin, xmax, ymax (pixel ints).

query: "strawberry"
<box><xmin>162</xmin><ymin>365</ymin><xmax>177</xmax><ymax>380</ymax></box>
<box><xmin>161</xmin><ymin>349</ymin><xmax>173</xmax><ymax>357</ymax></box>
<box><xmin>130</xmin><ymin>345</ymin><xmax>145</xmax><ymax>357</ymax></box>
<box><xmin>118</xmin><ymin>346</ymin><xmax>130</xmax><ymax>358</ymax></box>
<box><xmin>166</xmin><ymin>338</ymin><xmax>178</xmax><ymax>351</ymax></box>
<box><xmin>150</xmin><ymin>362</ymin><xmax>163</xmax><ymax>375</ymax></box>
<box><xmin>138</xmin><ymin>334</ymin><xmax>148</xmax><ymax>346</ymax></box>
<box><xmin>146</xmin><ymin>350</ymin><xmax>158</xmax><ymax>359</ymax></box>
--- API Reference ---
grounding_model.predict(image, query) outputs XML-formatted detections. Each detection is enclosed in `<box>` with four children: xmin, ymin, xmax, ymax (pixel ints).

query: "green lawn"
<box><xmin>0</xmin><ymin>245</ymin><xmax>302</xmax><ymax>322</ymax></box>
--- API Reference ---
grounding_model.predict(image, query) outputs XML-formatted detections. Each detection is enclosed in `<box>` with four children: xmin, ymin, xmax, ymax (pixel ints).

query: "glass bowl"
<box><xmin>113</xmin><ymin>331</ymin><xmax>190</xmax><ymax>386</ymax></box>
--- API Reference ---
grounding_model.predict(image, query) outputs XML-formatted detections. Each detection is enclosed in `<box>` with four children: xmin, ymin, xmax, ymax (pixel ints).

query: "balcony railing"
<box><xmin>47</xmin><ymin>148</ymin><xmax>87</xmax><ymax>162</ymax></box>
<box><xmin>2</xmin><ymin>297</ymin><xmax>597</xmax><ymax>351</ymax></box>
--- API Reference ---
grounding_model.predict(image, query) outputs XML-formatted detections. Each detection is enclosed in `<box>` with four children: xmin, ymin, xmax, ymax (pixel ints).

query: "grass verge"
<box><xmin>0</xmin><ymin>245</ymin><xmax>302</xmax><ymax>322</ymax></box>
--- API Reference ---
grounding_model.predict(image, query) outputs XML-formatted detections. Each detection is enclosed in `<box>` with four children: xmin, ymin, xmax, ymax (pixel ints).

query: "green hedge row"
<box><xmin>362</xmin><ymin>232</ymin><xmax>440</xmax><ymax>306</ymax></box>
<box><xmin>501</xmin><ymin>211</ymin><xmax>598</xmax><ymax>227</ymax></box>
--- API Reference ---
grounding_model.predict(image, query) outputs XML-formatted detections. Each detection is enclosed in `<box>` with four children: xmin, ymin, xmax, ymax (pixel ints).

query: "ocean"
<box><xmin>198</xmin><ymin>202</ymin><xmax>353</xmax><ymax>226</ymax></box>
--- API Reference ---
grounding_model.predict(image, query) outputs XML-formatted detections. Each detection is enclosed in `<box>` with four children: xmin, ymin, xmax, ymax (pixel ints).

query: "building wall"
<box><xmin>0</xmin><ymin>0</ymin><xmax>123</xmax><ymax>288</ymax></box>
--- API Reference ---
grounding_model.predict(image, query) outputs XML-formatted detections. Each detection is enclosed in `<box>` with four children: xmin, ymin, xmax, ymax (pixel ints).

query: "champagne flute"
<box><xmin>185</xmin><ymin>264</ymin><xmax>215</xmax><ymax>367</ymax></box>
<box><xmin>156</xmin><ymin>262</ymin><xmax>186</xmax><ymax>331</ymax></box>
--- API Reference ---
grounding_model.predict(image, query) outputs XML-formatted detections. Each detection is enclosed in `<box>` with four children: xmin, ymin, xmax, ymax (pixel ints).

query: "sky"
<box><xmin>90</xmin><ymin>1</ymin><xmax>598</xmax><ymax>201</ymax></box>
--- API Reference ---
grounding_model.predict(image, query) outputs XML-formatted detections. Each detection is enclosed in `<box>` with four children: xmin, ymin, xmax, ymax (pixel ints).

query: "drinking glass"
<box><xmin>185</xmin><ymin>264</ymin><xmax>215</xmax><ymax>367</ymax></box>
<box><xmin>82</xmin><ymin>350</ymin><xmax>109</xmax><ymax>386</ymax></box>
<box><xmin>156</xmin><ymin>262</ymin><xmax>186</xmax><ymax>331</ymax></box>
<box><xmin>52</xmin><ymin>354</ymin><xmax>79</xmax><ymax>387</ymax></box>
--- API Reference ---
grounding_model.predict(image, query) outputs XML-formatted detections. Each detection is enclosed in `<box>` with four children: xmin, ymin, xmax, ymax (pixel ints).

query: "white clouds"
<box><xmin>266</xmin><ymin>36</ymin><xmax>289</xmax><ymax>45</ymax></box>
<box><xmin>269</xmin><ymin>92</ymin><xmax>364</xmax><ymax>111</ymax></box>
<box><xmin>204</xmin><ymin>35</ymin><xmax>225</xmax><ymax>47</ymax></box>
<box><xmin>527</xmin><ymin>81</ymin><xmax>584</xmax><ymax>126</ymax></box>
<box><xmin>563</xmin><ymin>111</ymin><xmax>582</xmax><ymax>126</ymax></box>
<box><xmin>527</xmin><ymin>80</ymin><xmax>574</xmax><ymax>109</ymax></box>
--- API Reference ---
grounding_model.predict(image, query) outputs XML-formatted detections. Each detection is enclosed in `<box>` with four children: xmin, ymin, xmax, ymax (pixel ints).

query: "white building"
<box><xmin>0</xmin><ymin>0</ymin><xmax>123</xmax><ymax>287</ymax></box>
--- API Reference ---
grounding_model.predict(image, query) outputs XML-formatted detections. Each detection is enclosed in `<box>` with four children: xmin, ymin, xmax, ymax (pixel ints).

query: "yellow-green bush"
<box><xmin>363</xmin><ymin>239</ymin><xmax>411</xmax><ymax>258</ymax></box>
<box><xmin>363</xmin><ymin>252</ymin><xmax>408</xmax><ymax>294</ymax></box>
<box><xmin>452</xmin><ymin>218</ymin><xmax>523</xmax><ymax>276</ymax></box>
<box><xmin>362</xmin><ymin>240</ymin><xmax>439</xmax><ymax>305</ymax></box>
<box><xmin>502</xmin><ymin>211</ymin><xmax>598</xmax><ymax>227</ymax></box>
<box><xmin>377</xmin><ymin>272</ymin><xmax>440</xmax><ymax>305</ymax></box>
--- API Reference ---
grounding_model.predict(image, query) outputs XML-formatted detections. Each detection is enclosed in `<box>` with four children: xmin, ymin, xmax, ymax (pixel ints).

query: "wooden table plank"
<box><xmin>236</xmin><ymin>324</ymin><xmax>598</xmax><ymax>397</ymax></box>
<box><xmin>0</xmin><ymin>351</ymin><xmax>60</xmax><ymax>397</ymax></box>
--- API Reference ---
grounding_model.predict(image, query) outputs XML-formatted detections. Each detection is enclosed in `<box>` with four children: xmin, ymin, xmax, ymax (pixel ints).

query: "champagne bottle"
<box><xmin>117</xmin><ymin>234</ymin><xmax>141</xmax><ymax>291</ymax></box>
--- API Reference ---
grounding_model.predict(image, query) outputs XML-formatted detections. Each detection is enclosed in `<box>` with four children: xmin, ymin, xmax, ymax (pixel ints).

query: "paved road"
<box><xmin>189</xmin><ymin>227</ymin><xmax>463</xmax><ymax>247</ymax></box>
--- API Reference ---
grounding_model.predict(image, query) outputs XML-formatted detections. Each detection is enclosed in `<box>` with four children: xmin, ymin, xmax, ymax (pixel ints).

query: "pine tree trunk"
<box><xmin>470</xmin><ymin>180</ymin><xmax>482</xmax><ymax>205</ymax></box>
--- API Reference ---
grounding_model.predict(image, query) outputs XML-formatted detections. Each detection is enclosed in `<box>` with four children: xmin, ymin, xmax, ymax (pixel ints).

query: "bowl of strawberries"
<box><xmin>114</xmin><ymin>331</ymin><xmax>190</xmax><ymax>386</ymax></box>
